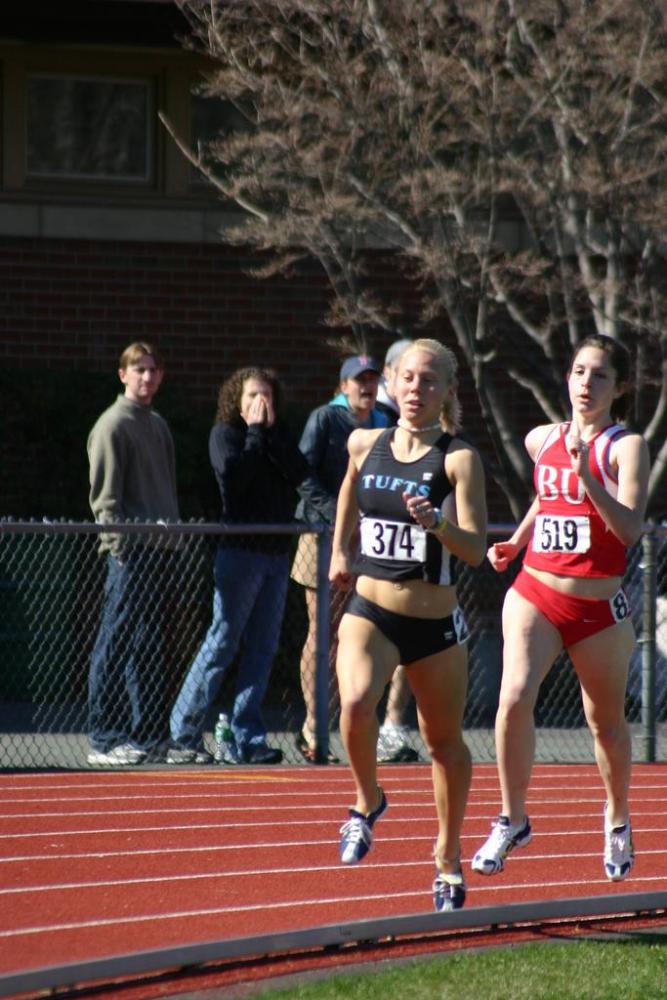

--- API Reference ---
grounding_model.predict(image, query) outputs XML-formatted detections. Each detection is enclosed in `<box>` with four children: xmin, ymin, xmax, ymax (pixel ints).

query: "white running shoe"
<box><xmin>166</xmin><ymin>745</ymin><xmax>213</xmax><ymax>765</ymax></box>
<box><xmin>471</xmin><ymin>814</ymin><xmax>532</xmax><ymax>875</ymax></box>
<box><xmin>376</xmin><ymin>724</ymin><xmax>419</xmax><ymax>763</ymax></box>
<box><xmin>433</xmin><ymin>867</ymin><xmax>466</xmax><ymax>912</ymax></box>
<box><xmin>87</xmin><ymin>743</ymin><xmax>147</xmax><ymax>766</ymax></box>
<box><xmin>604</xmin><ymin>803</ymin><xmax>634</xmax><ymax>881</ymax></box>
<box><xmin>339</xmin><ymin>789</ymin><xmax>388</xmax><ymax>864</ymax></box>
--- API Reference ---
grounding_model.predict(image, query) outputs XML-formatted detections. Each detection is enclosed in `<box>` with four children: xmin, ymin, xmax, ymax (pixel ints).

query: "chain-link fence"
<box><xmin>0</xmin><ymin>520</ymin><xmax>665</xmax><ymax>768</ymax></box>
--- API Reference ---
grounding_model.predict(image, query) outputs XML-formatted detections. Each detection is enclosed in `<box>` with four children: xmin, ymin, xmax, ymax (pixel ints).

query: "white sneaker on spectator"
<box><xmin>376</xmin><ymin>723</ymin><xmax>419</xmax><ymax>763</ymax></box>
<box><xmin>166</xmin><ymin>745</ymin><xmax>213</xmax><ymax>765</ymax></box>
<box><xmin>87</xmin><ymin>743</ymin><xmax>147</xmax><ymax>766</ymax></box>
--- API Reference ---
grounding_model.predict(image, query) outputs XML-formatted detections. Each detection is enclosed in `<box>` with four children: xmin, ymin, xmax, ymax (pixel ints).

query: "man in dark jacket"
<box><xmin>291</xmin><ymin>354</ymin><xmax>387</xmax><ymax>761</ymax></box>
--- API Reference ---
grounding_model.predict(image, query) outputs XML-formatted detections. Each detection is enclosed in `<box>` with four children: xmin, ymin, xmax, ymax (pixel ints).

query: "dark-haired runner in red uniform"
<box><xmin>473</xmin><ymin>334</ymin><xmax>649</xmax><ymax>883</ymax></box>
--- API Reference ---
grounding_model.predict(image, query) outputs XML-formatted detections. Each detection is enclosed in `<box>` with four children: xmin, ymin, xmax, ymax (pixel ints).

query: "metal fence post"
<box><xmin>313</xmin><ymin>527</ymin><xmax>332</xmax><ymax>764</ymax></box>
<box><xmin>639</xmin><ymin>529</ymin><xmax>657</xmax><ymax>763</ymax></box>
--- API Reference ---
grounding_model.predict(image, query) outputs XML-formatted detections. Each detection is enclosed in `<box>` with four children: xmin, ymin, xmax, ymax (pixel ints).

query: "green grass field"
<box><xmin>249</xmin><ymin>936</ymin><xmax>667</xmax><ymax>999</ymax></box>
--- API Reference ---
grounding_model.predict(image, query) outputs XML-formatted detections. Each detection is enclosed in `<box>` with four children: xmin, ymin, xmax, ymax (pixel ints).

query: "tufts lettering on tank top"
<box><xmin>360</xmin><ymin>473</ymin><xmax>430</xmax><ymax>497</ymax></box>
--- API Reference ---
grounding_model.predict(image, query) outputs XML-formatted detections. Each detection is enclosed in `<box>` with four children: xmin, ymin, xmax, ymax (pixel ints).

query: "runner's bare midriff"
<box><xmin>356</xmin><ymin>575</ymin><xmax>459</xmax><ymax>618</ymax></box>
<box><xmin>524</xmin><ymin>564</ymin><xmax>622</xmax><ymax>600</ymax></box>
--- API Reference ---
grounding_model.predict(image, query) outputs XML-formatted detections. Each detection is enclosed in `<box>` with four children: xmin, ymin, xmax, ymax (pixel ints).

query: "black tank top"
<box><xmin>355</xmin><ymin>428</ymin><xmax>457</xmax><ymax>585</ymax></box>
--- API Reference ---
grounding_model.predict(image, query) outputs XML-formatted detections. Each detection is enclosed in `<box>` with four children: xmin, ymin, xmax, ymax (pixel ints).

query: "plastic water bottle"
<box><xmin>214</xmin><ymin>712</ymin><xmax>233</xmax><ymax>762</ymax></box>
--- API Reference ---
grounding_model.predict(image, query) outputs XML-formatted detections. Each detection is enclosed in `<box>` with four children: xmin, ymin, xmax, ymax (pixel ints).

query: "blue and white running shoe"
<box><xmin>432</xmin><ymin>867</ymin><xmax>466</xmax><ymax>912</ymax></box>
<box><xmin>604</xmin><ymin>803</ymin><xmax>634</xmax><ymax>881</ymax></box>
<box><xmin>471</xmin><ymin>814</ymin><xmax>532</xmax><ymax>875</ymax></box>
<box><xmin>339</xmin><ymin>789</ymin><xmax>388</xmax><ymax>864</ymax></box>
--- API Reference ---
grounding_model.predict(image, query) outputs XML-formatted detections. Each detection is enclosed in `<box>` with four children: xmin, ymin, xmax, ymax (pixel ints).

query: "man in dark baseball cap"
<box><xmin>339</xmin><ymin>354</ymin><xmax>382</xmax><ymax>381</ymax></box>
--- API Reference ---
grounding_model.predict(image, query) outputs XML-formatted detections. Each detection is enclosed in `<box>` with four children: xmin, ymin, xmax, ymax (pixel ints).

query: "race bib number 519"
<box><xmin>360</xmin><ymin>518</ymin><xmax>426</xmax><ymax>562</ymax></box>
<box><xmin>532</xmin><ymin>514</ymin><xmax>591</xmax><ymax>554</ymax></box>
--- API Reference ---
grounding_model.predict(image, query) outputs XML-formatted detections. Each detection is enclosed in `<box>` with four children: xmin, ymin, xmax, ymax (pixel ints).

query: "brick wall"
<box><xmin>0</xmin><ymin>235</ymin><xmax>516</xmax><ymax>519</ymax></box>
<box><xmin>0</xmin><ymin>237</ymin><xmax>335</xmax><ymax>401</ymax></box>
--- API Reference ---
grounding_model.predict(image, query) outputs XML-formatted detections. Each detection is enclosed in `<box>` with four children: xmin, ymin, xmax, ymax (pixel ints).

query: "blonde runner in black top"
<box><xmin>355</xmin><ymin>428</ymin><xmax>457</xmax><ymax>585</ymax></box>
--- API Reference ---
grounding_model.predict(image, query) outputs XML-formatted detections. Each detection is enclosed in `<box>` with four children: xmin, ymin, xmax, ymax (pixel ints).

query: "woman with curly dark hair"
<box><xmin>215</xmin><ymin>366</ymin><xmax>285</xmax><ymax>423</ymax></box>
<box><xmin>168</xmin><ymin>366</ymin><xmax>308</xmax><ymax>765</ymax></box>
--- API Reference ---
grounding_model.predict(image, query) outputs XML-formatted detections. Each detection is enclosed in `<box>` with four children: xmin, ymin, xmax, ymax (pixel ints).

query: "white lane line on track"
<box><xmin>0</xmin><ymin>804</ymin><xmax>432</xmax><ymax>819</ymax></box>
<box><xmin>2</xmin><ymin>828</ymin><xmax>666</xmax><ymax>865</ymax></box>
<box><xmin>2</xmin><ymin>848</ymin><xmax>667</xmax><ymax>896</ymax></box>
<box><xmin>1</xmin><ymin>766</ymin><xmax>663</xmax><ymax>793</ymax></box>
<box><xmin>2</xmin><ymin>771</ymin><xmax>665</xmax><ymax>791</ymax></box>
<box><xmin>3</xmin><ymin>796</ymin><xmax>667</xmax><ymax>821</ymax></box>
<box><xmin>7</xmin><ymin>781</ymin><xmax>667</xmax><ymax>805</ymax></box>
<box><xmin>0</xmin><ymin>820</ymin><xmax>667</xmax><ymax>865</ymax></box>
<box><xmin>2</xmin><ymin>874</ymin><xmax>665</xmax><ymax>940</ymax></box>
<box><xmin>0</xmin><ymin>766</ymin><xmax>594</xmax><ymax>778</ymax></box>
<box><xmin>0</xmin><ymin>789</ymin><xmax>430</xmax><ymax>805</ymax></box>
<box><xmin>1</xmin><ymin>812</ymin><xmax>667</xmax><ymax>842</ymax></box>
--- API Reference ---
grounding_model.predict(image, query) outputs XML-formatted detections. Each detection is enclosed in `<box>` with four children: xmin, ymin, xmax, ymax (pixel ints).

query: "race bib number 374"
<box><xmin>532</xmin><ymin>514</ymin><xmax>591</xmax><ymax>554</ymax></box>
<box><xmin>360</xmin><ymin>518</ymin><xmax>426</xmax><ymax>562</ymax></box>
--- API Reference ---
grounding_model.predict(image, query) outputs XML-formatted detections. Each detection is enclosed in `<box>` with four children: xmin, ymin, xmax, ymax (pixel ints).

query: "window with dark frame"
<box><xmin>26</xmin><ymin>74</ymin><xmax>152</xmax><ymax>182</ymax></box>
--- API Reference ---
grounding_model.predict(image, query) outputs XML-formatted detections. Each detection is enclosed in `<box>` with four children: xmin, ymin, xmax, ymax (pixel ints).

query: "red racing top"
<box><xmin>523</xmin><ymin>421</ymin><xmax>628</xmax><ymax>578</ymax></box>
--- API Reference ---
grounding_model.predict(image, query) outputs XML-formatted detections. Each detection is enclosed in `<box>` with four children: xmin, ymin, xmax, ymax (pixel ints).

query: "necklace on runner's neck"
<box><xmin>397</xmin><ymin>419</ymin><xmax>442</xmax><ymax>433</ymax></box>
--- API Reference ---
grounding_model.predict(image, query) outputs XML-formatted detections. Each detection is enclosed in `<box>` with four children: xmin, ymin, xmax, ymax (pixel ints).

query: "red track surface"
<box><xmin>1</xmin><ymin>763</ymin><xmax>666</xmax><ymax>990</ymax></box>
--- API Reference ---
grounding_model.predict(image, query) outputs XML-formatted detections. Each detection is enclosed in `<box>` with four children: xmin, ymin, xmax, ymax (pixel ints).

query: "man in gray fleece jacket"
<box><xmin>86</xmin><ymin>341</ymin><xmax>179</xmax><ymax>766</ymax></box>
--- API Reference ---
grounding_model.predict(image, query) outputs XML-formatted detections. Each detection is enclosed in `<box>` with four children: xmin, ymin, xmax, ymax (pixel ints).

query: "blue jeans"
<box><xmin>88</xmin><ymin>549</ymin><xmax>173</xmax><ymax>752</ymax></box>
<box><xmin>170</xmin><ymin>546</ymin><xmax>289</xmax><ymax>751</ymax></box>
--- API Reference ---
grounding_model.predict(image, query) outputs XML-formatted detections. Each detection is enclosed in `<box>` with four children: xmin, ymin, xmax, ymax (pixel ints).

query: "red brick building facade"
<box><xmin>0</xmin><ymin>2</ymin><xmax>520</xmax><ymax>521</ymax></box>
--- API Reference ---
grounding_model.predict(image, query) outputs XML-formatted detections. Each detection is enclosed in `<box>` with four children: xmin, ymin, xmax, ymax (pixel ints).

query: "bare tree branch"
<box><xmin>172</xmin><ymin>0</ymin><xmax>667</xmax><ymax>514</ymax></box>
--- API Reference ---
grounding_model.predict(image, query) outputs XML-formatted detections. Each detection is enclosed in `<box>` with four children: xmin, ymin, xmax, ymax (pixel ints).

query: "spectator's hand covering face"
<box><xmin>241</xmin><ymin>378</ymin><xmax>275</xmax><ymax>426</ymax></box>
